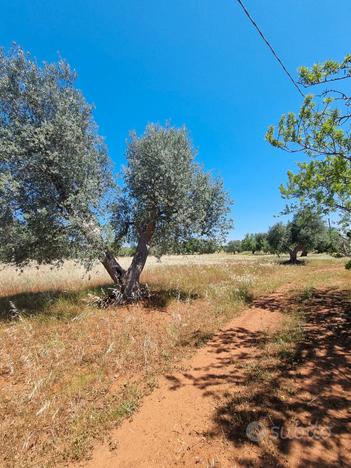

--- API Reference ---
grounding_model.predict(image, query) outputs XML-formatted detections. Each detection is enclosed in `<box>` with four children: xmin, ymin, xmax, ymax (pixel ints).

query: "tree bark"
<box><xmin>300</xmin><ymin>249</ymin><xmax>308</xmax><ymax>257</ymax></box>
<box><xmin>122</xmin><ymin>222</ymin><xmax>154</xmax><ymax>300</ymax></box>
<box><xmin>102</xmin><ymin>250</ymin><xmax>125</xmax><ymax>286</ymax></box>
<box><xmin>288</xmin><ymin>247</ymin><xmax>300</xmax><ymax>263</ymax></box>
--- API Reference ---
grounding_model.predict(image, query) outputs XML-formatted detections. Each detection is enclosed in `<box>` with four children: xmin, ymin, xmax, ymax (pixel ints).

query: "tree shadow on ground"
<box><xmin>162</xmin><ymin>287</ymin><xmax>351</xmax><ymax>466</ymax></box>
<box><xmin>164</xmin><ymin>327</ymin><xmax>269</xmax><ymax>392</ymax></box>
<box><xmin>0</xmin><ymin>283</ymin><xmax>115</xmax><ymax>321</ymax></box>
<box><xmin>0</xmin><ymin>284</ymin><xmax>201</xmax><ymax>321</ymax></box>
<box><xmin>212</xmin><ymin>287</ymin><xmax>351</xmax><ymax>467</ymax></box>
<box><xmin>279</xmin><ymin>259</ymin><xmax>307</xmax><ymax>266</ymax></box>
<box><xmin>143</xmin><ymin>288</ymin><xmax>201</xmax><ymax>310</ymax></box>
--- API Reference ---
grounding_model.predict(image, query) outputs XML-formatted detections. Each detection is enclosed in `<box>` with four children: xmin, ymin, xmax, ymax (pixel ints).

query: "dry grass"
<box><xmin>0</xmin><ymin>254</ymin><xmax>349</xmax><ymax>467</ymax></box>
<box><xmin>0</xmin><ymin>253</ymin><xmax>271</xmax><ymax>298</ymax></box>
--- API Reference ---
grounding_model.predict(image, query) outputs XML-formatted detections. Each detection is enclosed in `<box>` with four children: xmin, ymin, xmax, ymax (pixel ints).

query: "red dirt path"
<box><xmin>81</xmin><ymin>287</ymin><xmax>351</xmax><ymax>467</ymax></box>
<box><xmin>83</xmin><ymin>296</ymin><xmax>284</xmax><ymax>467</ymax></box>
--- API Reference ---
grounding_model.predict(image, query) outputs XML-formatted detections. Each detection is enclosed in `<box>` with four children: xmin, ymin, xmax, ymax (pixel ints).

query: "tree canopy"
<box><xmin>0</xmin><ymin>45</ymin><xmax>112</xmax><ymax>267</ymax></box>
<box><xmin>315</xmin><ymin>226</ymin><xmax>350</xmax><ymax>256</ymax></box>
<box><xmin>266</xmin><ymin>223</ymin><xmax>287</xmax><ymax>256</ymax></box>
<box><xmin>266</xmin><ymin>54</ymin><xmax>351</xmax><ymax>222</ymax></box>
<box><xmin>225</xmin><ymin>240</ymin><xmax>242</xmax><ymax>254</ymax></box>
<box><xmin>112</xmin><ymin>124</ymin><xmax>231</xmax><ymax>255</ymax></box>
<box><xmin>241</xmin><ymin>232</ymin><xmax>268</xmax><ymax>254</ymax></box>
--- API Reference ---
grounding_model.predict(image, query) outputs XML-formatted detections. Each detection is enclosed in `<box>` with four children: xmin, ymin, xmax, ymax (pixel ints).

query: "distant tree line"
<box><xmin>122</xmin><ymin>207</ymin><xmax>349</xmax><ymax>263</ymax></box>
<box><xmin>224</xmin><ymin>208</ymin><xmax>350</xmax><ymax>263</ymax></box>
<box><xmin>125</xmin><ymin>238</ymin><xmax>220</xmax><ymax>257</ymax></box>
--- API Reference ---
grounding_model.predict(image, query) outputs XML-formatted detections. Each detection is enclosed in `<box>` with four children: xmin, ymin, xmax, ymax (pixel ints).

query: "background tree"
<box><xmin>315</xmin><ymin>226</ymin><xmax>350</xmax><ymax>256</ymax></box>
<box><xmin>241</xmin><ymin>233</ymin><xmax>257</xmax><ymax>254</ymax></box>
<box><xmin>241</xmin><ymin>233</ymin><xmax>268</xmax><ymax>254</ymax></box>
<box><xmin>288</xmin><ymin>209</ymin><xmax>326</xmax><ymax>262</ymax></box>
<box><xmin>266</xmin><ymin>54</ymin><xmax>351</xmax><ymax>220</ymax></box>
<box><xmin>254</xmin><ymin>232</ymin><xmax>269</xmax><ymax>253</ymax></box>
<box><xmin>0</xmin><ymin>46</ymin><xmax>232</xmax><ymax>303</ymax></box>
<box><xmin>116</xmin><ymin>246</ymin><xmax>137</xmax><ymax>257</ymax></box>
<box><xmin>267</xmin><ymin>223</ymin><xmax>287</xmax><ymax>257</ymax></box>
<box><xmin>179</xmin><ymin>238</ymin><xmax>219</xmax><ymax>255</ymax></box>
<box><xmin>268</xmin><ymin>209</ymin><xmax>326</xmax><ymax>263</ymax></box>
<box><xmin>225</xmin><ymin>240</ymin><xmax>242</xmax><ymax>254</ymax></box>
<box><xmin>151</xmin><ymin>238</ymin><xmax>220</xmax><ymax>255</ymax></box>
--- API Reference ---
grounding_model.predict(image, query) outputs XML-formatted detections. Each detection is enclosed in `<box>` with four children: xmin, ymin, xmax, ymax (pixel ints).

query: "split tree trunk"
<box><xmin>300</xmin><ymin>249</ymin><xmax>308</xmax><ymax>257</ymax></box>
<box><xmin>101</xmin><ymin>222</ymin><xmax>155</xmax><ymax>304</ymax></box>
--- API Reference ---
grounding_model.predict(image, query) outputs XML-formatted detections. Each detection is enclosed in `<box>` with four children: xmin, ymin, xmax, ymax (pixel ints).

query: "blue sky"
<box><xmin>2</xmin><ymin>0</ymin><xmax>350</xmax><ymax>238</ymax></box>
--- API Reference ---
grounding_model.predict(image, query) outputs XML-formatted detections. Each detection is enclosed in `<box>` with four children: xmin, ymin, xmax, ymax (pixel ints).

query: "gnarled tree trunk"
<box><xmin>102</xmin><ymin>250</ymin><xmax>125</xmax><ymax>286</ymax></box>
<box><xmin>288</xmin><ymin>246</ymin><xmax>300</xmax><ymax>264</ymax></box>
<box><xmin>101</xmin><ymin>222</ymin><xmax>155</xmax><ymax>304</ymax></box>
<box><xmin>300</xmin><ymin>248</ymin><xmax>308</xmax><ymax>257</ymax></box>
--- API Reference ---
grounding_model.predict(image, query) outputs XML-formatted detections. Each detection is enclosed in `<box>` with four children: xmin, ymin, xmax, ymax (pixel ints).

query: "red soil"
<box><xmin>80</xmin><ymin>287</ymin><xmax>351</xmax><ymax>467</ymax></box>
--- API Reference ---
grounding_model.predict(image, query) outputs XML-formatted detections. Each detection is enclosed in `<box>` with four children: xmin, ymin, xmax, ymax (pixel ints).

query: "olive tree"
<box><xmin>241</xmin><ymin>234</ymin><xmax>257</xmax><ymax>254</ymax></box>
<box><xmin>0</xmin><ymin>46</ymin><xmax>112</xmax><ymax>269</ymax></box>
<box><xmin>267</xmin><ymin>209</ymin><xmax>326</xmax><ymax>263</ymax></box>
<box><xmin>174</xmin><ymin>238</ymin><xmax>219</xmax><ymax>255</ymax></box>
<box><xmin>267</xmin><ymin>223</ymin><xmax>287</xmax><ymax>257</ymax></box>
<box><xmin>254</xmin><ymin>232</ymin><xmax>269</xmax><ymax>253</ymax></box>
<box><xmin>225</xmin><ymin>240</ymin><xmax>242</xmax><ymax>254</ymax></box>
<box><xmin>241</xmin><ymin>233</ymin><xmax>267</xmax><ymax>254</ymax></box>
<box><xmin>108</xmin><ymin>124</ymin><xmax>231</xmax><ymax>301</ymax></box>
<box><xmin>0</xmin><ymin>47</ymin><xmax>231</xmax><ymax>303</ymax></box>
<box><xmin>315</xmin><ymin>227</ymin><xmax>350</xmax><ymax>256</ymax></box>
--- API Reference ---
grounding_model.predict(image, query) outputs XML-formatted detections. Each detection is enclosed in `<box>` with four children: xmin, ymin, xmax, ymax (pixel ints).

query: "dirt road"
<box><xmin>80</xmin><ymin>285</ymin><xmax>351</xmax><ymax>468</ymax></box>
<box><xmin>84</xmin><ymin>296</ymin><xmax>284</xmax><ymax>467</ymax></box>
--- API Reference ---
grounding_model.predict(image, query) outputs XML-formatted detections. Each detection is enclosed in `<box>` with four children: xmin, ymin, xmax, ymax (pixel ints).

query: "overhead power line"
<box><xmin>235</xmin><ymin>0</ymin><xmax>305</xmax><ymax>98</ymax></box>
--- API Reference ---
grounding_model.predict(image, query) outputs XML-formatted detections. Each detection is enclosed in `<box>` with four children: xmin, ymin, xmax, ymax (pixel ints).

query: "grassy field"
<box><xmin>0</xmin><ymin>254</ymin><xmax>349</xmax><ymax>467</ymax></box>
